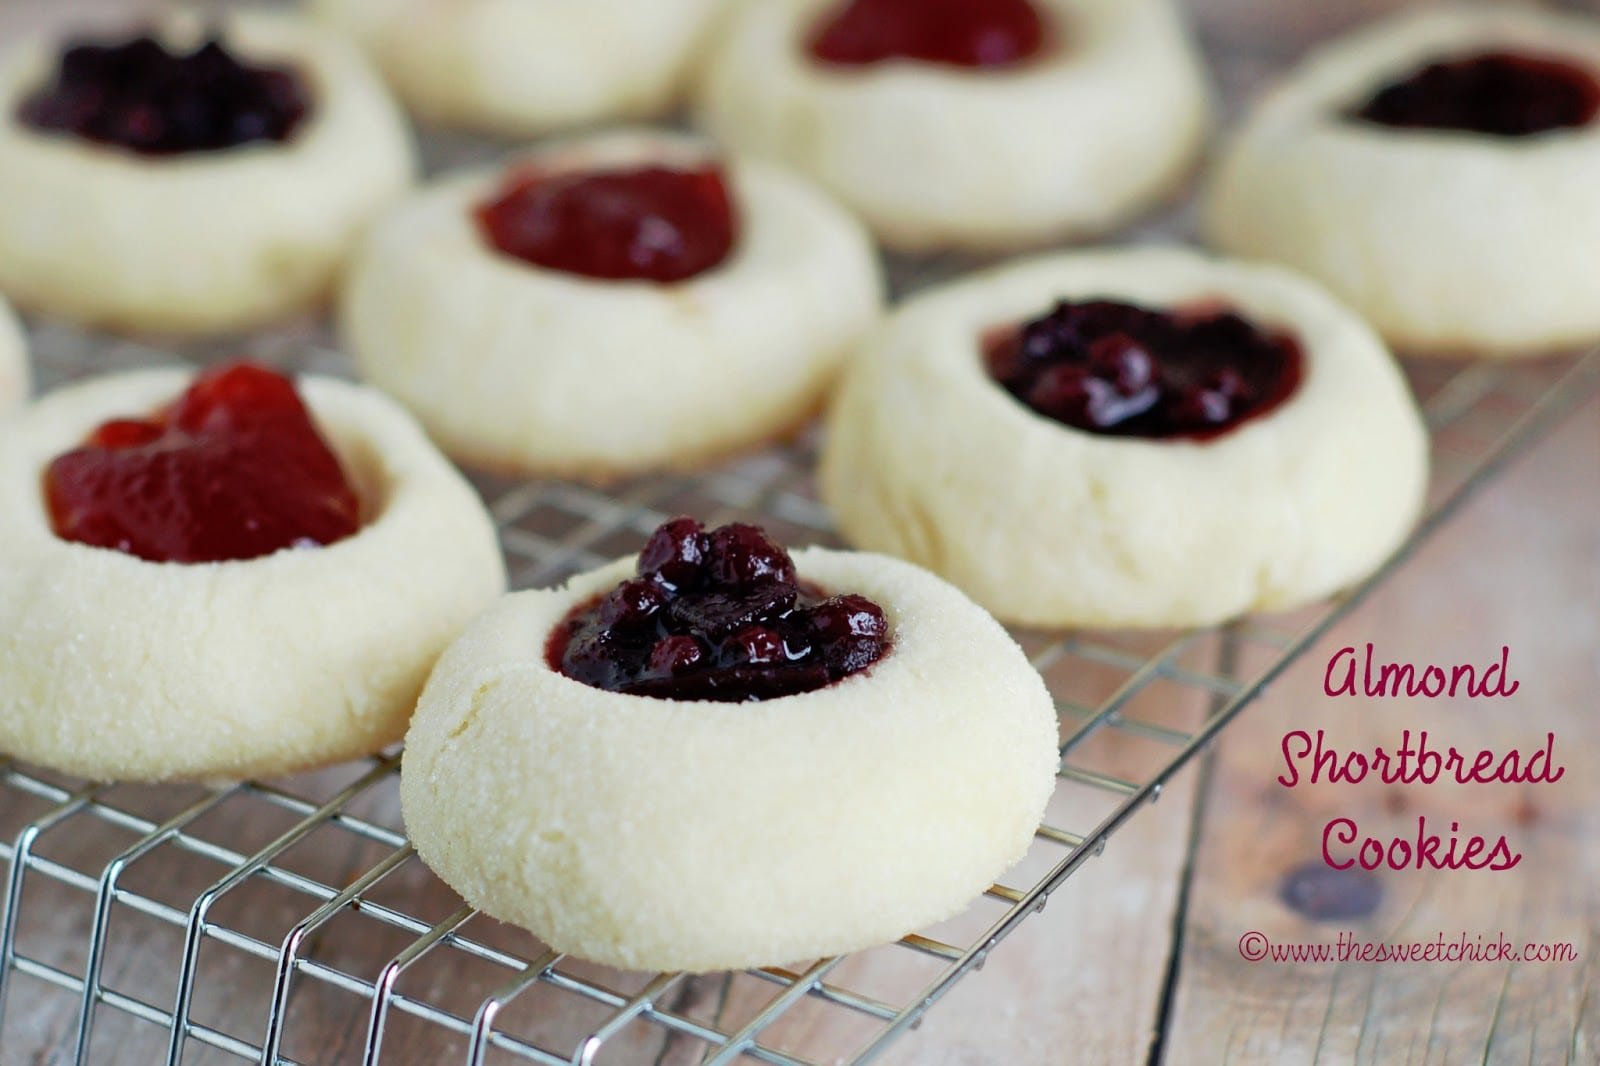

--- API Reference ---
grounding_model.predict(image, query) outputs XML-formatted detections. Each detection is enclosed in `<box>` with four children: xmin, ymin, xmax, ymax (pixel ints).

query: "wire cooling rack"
<box><xmin>3</xmin><ymin>313</ymin><xmax>1598</xmax><ymax>1065</ymax></box>
<box><xmin>5</xmin><ymin>4</ymin><xmax>1600</xmax><ymax>1055</ymax></box>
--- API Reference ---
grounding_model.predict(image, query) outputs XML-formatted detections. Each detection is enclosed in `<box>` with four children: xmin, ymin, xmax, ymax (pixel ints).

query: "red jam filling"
<box><xmin>985</xmin><ymin>299</ymin><xmax>1304</xmax><ymax>441</ymax></box>
<box><xmin>475</xmin><ymin>165</ymin><xmax>738</xmax><ymax>284</ymax></box>
<box><xmin>547</xmin><ymin>518</ymin><xmax>891</xmax><ymax>702</ymax></box>
<box><xmin>45</xmin><ymin>362</ymin><xmax>361</xmax><ymax>564</ymax></box>
<box><xmin>1350</xmin><ymin>50</ymin><xmax>1600</xmax><ymax>137</ymax></box>
<box><xmin>18</xmin><ymin>35</ymin><xmax>309</xmax><ymax>155</ymax></box>
<box><xmin>808</xmin><ymin>0</ymin><xmax>1047</xmax><ymax>69</ymax></box>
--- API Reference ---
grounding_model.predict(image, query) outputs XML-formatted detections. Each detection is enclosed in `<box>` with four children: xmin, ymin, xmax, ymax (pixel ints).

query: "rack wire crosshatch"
<box><xmin>3</xmin><ymin>312</ymin><xmax>1598</xmax><ymax>1065</ymax></box>
<box><xmin>3</xmin><ymin>2</ymin><xmax>1600</xmax><ymax>1055</ymax></box>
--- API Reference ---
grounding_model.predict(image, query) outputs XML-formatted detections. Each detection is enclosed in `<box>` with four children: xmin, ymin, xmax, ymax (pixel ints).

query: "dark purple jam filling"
<box><xmin>547</xmin><ymin>518</ymin><xmax>891</xmax><ymax>703</ymax></box>
<box><xmin>985</xmin><ymin>298</ymin><xmax>1304</xmax><ymax>441</ymax></box>
<box><xmin>18</xmin><ymin>34</ymin><xmax>310</xmax><ymax>155</ymax></box>
<box><xmin>1349</xmin><ymin>50</ymin><xmax>1600</xmax><ymax>137</ymax></box>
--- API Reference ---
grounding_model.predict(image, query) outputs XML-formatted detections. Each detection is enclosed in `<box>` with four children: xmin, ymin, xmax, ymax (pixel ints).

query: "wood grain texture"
<box><xmin>1163</xmin><ymin>392</ymin><xmax>1600</xmax><ymax>1066</ymax></box>
<box><xmin>2</xmin><ymin>1</ymin><xmax>1599</xmax><ymax>1064</ymax></box>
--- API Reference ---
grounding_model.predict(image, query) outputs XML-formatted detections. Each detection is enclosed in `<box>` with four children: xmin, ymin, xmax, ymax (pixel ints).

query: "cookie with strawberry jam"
<box><xmin>0</xmin><ymin>362</ymin><xmax>504</xmax><ymax>781</ymax></box>
<box><xmin>699</xmin><ymin>0</ymin><xmax>1210</xmax><ymax>250</ymax></box>
<box><xmin>343</xmin><ymin>129</ymin><xmax>882</xmax><ymax>479</ymax></box>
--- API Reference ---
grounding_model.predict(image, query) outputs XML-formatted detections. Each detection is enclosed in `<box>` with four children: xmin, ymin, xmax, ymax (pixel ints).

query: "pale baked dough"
<box><xmin>695</xmin><ymin>0</ymin><xmax>1211</xmax><ymax>252</ymax></box>
<box><xmin>820</xmin><ymin>246</ymin><xmax>1430</xmax><ymax>629</ymax></box>
<box><xmin>1204</xmin><ymin>5</ymin><xmax>1600</xmax><ymax>358</ymax></box>
<box><xmin>402</xmin><ymin>549</ymin><xmax>1058</xmax><ymax>973</ymax></box>
<box><xmin>308</xmin><ymin>0</ymin><xmax>726</xmax><ymax>136</ymax></box>
<box><xmin>0</xmin><ymin>295</ymin><xmax>27</xmax><ymax>413</ymax></box>
<box><xmin>342</xmin><ymin>129</ymin><xmax>884</xmax><ymax>479</ymax></box>
<box><xmin>0</xmin><ymin>368</ymin><xmax>507</xmax><ymax>782</ymax></box>
<box><xmin>0</xmin><ymin>11</ymin><xmax>416</xmax><ymax>335</ymax></box>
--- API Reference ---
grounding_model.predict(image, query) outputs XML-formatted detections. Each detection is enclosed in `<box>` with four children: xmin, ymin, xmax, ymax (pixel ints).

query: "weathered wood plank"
<box><xmin>1164</xmin><ymin>394</ymin><xmax>1600</xmax><ymax>1065</ymax></box>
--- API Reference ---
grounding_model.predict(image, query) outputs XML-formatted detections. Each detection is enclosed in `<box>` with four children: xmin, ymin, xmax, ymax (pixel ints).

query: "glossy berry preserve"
<box><xmin>808</xmin><ymin>0</ymin><xmax>1046</xmax><ymax>69</ymax></box>
<box><xmin>1350</xmin><ymin>50</ymin><xmax>1600</xmax><ymax>137</ymax></box>
<box><xmin>985</xmin><ymin>299</ymin><xmax>1304</xmax><ymax>440</ymax></box>
<box><xmin>549</xmin><ymin>518</ymin><xmax>891</xmax><ymax>702</ymax></box>
<box><xmin>45</xmin><ymin>363</ymin><xmax>361</xmax><ymax>564</ymax></box>
<box><xmin>18</xmin><ymin>35</ymin><xmax>309</xmax><ymax>155</ymax></box>
<box><xmin>475</xmin><ymin>165</ymin><xmax>738</xmax><ymax>284</ymax></box>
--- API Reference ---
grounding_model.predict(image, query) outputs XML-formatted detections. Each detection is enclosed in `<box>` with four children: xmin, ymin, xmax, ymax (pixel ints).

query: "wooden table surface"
<box><xmin>2</xmin><ymin>2</ymin><xmax>1598</xmax><ymax>1064</ymax></box>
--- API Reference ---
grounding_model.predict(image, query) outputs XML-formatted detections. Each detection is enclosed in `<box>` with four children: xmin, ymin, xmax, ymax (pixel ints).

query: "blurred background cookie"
<box><xmin>342</xmin><ymin>128</ymin><xmax>883</xmax><ymax>479</ymax></box>
<box><xmin>0</xmin><ymin>10</ymin><xmax>416</xmax><ymax>334</ymax></box>
<box><xmin>822</xmin><ymin>245</ymin><xmax>1429</xmax><ymax>628</ymax></box>
<box><xmin>698</xmin><ymin>0</ymin><xmax>1211</xmax><ymax>251</ymax></box>
<box><xmin>308</xmin><ymin>0</ymin><xmax>727</xmax><ymax>137</ymax></box>
<box><xmin>1206</xmin><ymin>5</ymin><xmax>1600</xmax><ymax>358</ymax></box>
<box><xmin>0</xmin><ymin>294</ymin><xmax>28</xmax><ymax>412</ymax></box>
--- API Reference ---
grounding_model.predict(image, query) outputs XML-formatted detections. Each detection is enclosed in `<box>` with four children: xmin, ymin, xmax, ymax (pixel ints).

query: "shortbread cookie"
<box><xmin>1205</xmin><ymin>6</ymin><xmax>1600</xmax><ymax>357</ymax></box>
<box><xmin>697</xmin><ymin>0</ymin><xmax>1211</xmax><ymax>251</ymax></box>
<box><xmin>309</xmin><ymin>0</ymin><xmax>725</xmax><ymax>136</ymax></box>
<box><xmin>820</xmin><ymin>246</ymin><xmax>1429</xmax><ymax>629</ymax></box>
<box><xmin>0</xmin><ymin>11</ymin><xmax>415</xmax><ymax>334</ymax></box>
<box><xmin>403</xmin><ymin>518</ymin><xmax>1057</xmax><ymax>972</ymax></box>
<box><xmin>342</xmin><ymin>129</ymin><xmax>883</xmax><ymax>479</ymax></box>
<box><xmin>0</xmin><ymin>295</ymin><xmax>26</xmax><ymax>412</ymax></box>
<box><xmin>0</xmin><ymin>364</ymin><xmax>506</xmax><ymax>782</ymax></box>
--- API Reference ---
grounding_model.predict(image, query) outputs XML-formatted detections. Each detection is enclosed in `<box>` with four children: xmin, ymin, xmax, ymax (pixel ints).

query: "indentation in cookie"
<box><xmin>44</xmin><ymin>362</ymin><xmax>362</xmax><ymax>563</ymax></box>
<box><xmin>807</xmin><ymin>0</ymin><xmax>1047</xmax><ymax>69</ymax></box>
<box><xmin>1349</xmin><ymin>50</ymin><xmax>1600</xmax><ymax>137</ymax></box>
<box><xmin>548</xmin><ymin>518</ymin><xmax>891</xmax><ymax>701</ymax></box>
<box><xmin>475</xmin><ymin>164</ymin><xmax>738</xmax><ymax>283</ymax></box>
<box><xmin>18</xmin><ymin>34</ymin><xmax>310</xmax><ymax>155</ymax></box>
<box><xmin>984</xmin><ymin>298</ymin><xmax>1304</xmax><ymax>440</ymax></box>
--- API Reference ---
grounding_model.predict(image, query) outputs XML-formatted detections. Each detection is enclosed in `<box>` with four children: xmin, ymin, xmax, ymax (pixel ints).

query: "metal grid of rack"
<box><xmin>5</xmin><ymin>2</ymin><xmax>1600</xmax><ymax>1055</ymax></box>
<box><xmin>3</xmin><ymin>314</ymin><xmax>1597</xmax><ymax>1063</ymax></box>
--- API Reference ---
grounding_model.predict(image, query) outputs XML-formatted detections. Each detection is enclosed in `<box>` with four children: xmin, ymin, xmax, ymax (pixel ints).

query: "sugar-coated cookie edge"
<box><xmin>1204</xmin><ymin>4</ymin><xmax>1600</xmax><ymax>357</ymax></box>
<box><xmin>820</xmin><ymin>245</ymin><xmax>1429</xmax><ymax>628</ymax></box>
<box><xmin>342</xmin><ymin>128</ymin><xmax>884</xmax><ymax>479</ymax></box>
<box><xmin>0</xmin><ymin>295</ymin><xmax>28</xmax><ymax>413</ymax></box>
<box><xmin>697</xmin><ymin>0</ymin><xmax>1211</xmax><ymax>251</ymax></box>
<box><xmin>0</xmin><ymin>368</ymin><xmax>506</xmax><ymax>782</ymax></box>
<box><xmin>309</xmin><ymin>0</ymin><xmax>727</xmax><ymax>136</ymax></box>
<box><xmin>0</xmin><ymin>10</ymin><xmax>416</xmax><ymax>334</ymax></box>
<box><xmin>401</xmin><ymin>548</ymin><xmax>1059</xmax><ymax>973</ymax></box>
